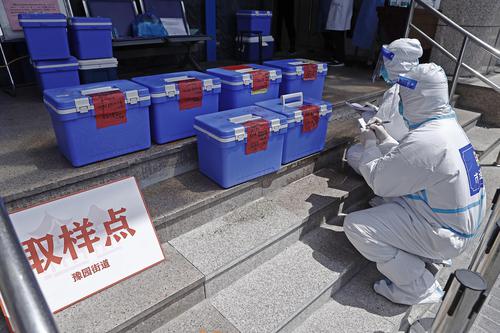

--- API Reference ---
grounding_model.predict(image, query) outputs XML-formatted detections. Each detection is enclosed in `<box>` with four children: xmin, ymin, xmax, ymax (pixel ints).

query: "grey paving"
<box><xmin>294</xmin><ymin>264</ymin><xmax>408</xmax><ymax>333</ymax></box>
<box><xmin>169</xmin><ymin>197</ymin><xmax>302</xmax><ymax>276</ymax></box>
<box><xmin>467</xmin><ymin>126</ymin><xmax>500</xmax><ymax>155</ymax></box>
<box><xmin>153</xmin><ymin>301</ymin><xmax>239</xmax><ymax>333</ymax></box>
<box><xmin>210</xmin><ymin>227</ymin><xmax>362</xmax><ymax>333</ymax></box>
<box><xmin>54</xmin><ymin>243</ymin><xmax>204</xmax><ymax>333</ymax></box>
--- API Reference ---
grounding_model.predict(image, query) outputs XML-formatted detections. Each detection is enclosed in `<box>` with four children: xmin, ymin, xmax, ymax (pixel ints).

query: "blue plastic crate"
<box><xmin>132</xmin><ymin>71</ymin><xmax>221</xmax><ymax>144</ymax></box>
<box><xmin>19</xmin><ymin>13</ymin><xmax>70</xmax><ymax>60</ymax></box>
<box><xmin>194</xmin><ymin>105</ymin><xmax>288</xmax><ymax>188</ymax></box>
<box><xmin>256</xmin><ymin>92</ymin><xmax>332</xmax><ymax>164</ymax></box>
<box><xmin>78</xmin><ymin>57</ymin><xmax>118</xmax><ymax>84</ymax></box>
<box><xmin>206</xmin><ymin>64</ymin><xmax>281</xmax><ymax>111</ymax></box>
<box><xmin>43</xmin><ymin>80</ymin><xmax>151</xmax><ymax>167</ymax></box>
<box><xmin>69</xmin><ymin>17</ymin><xmax>113</xmax><ymax>60</ymax></box>
<box><xmin>237</xmin><ymin>35</ymin><xmax>274</xmax><ymax>62</ymax></box>
<box><xmin>236</xmin><ymin>10</ymin><xmax>272</xmax><ymax>35</ymax></box>
<box><xmin>33</xmin><ymin>57</ymin><xmax>80</xmax><ymax>92</ymax></box>
<box><xmin>263</xmin><ymin>59</ymin><xmax>328</xmax><ymax>100</ymax></box>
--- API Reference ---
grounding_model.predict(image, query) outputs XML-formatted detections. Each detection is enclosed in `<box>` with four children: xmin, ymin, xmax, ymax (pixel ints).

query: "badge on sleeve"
<box><xmin>459</xmin><ymin>143</ymin><xmax>484</xmax><ymax>196</ymax></box>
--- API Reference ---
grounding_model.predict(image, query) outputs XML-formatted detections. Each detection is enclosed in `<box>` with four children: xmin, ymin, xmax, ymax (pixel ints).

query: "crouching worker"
<box><xmin>346</xmin><ymin>38</ymin><xmax>423</xmax><ymax>173</ymax></box>
<box><xmin>344</xmin><ymin>63</ymin><xmax>487</xmax><ymax>305</ymax></box>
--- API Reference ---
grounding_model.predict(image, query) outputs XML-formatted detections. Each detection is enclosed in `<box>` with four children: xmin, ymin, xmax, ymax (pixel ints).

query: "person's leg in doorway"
<box><xmin>330</xmin><ymin>30</ymin><xmax>345</xmax><ymax>66</ymax></box>
<box><xmin>274</xmin><ymin>0</ymin><xmax>284</xmax><ymax>52</ymax></box>
<box><xmin>282</xmin><ymin>0</ymin><xmax>296</xmax><ymax>53</ymax></box>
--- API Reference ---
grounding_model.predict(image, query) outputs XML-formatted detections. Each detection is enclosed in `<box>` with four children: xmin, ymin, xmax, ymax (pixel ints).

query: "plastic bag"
<box><xmin>132</xmin><ymin>13</ymin><xmax>167</xmax><ymax>38</ymax></box>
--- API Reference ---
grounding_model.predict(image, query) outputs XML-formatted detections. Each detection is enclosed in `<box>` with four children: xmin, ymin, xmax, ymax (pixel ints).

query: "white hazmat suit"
<box><xmin>344</xmin><ymin>63</ymin><xmax>487</xmax><ymax>305</ymax></box>
<box><xmin>346</xmin><ymin>38</ymin><xmax>423</xmax><ymax>173</ymax></box>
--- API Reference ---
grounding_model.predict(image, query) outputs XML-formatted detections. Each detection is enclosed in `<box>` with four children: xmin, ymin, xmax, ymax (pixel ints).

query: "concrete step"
<box><xmin>54</xmin><ymin>243</ymin><xmax>204</xmax><ymax>333</ymax></box>
<box><xmin>207</xmin><ymin>225</ymin><xmax>366</xmax><ymax>333</ymax></box>
<box><xmin>455</xmin><ymin>107</ymin><xmax>481</xmax><ymax>132</ymax></box>
<box><xmin>467</xmin><ymin>126</ymin><xmax>500</xmax><ymax>158</ymax></box>
<box><xmin>293</xmin><ymin>264</ymin><xmax>407</xmax><ymax>333</ymax></box>
<box><xmin>144</xmin><ymin>146</ymin><xmax>345</xmax><ymax>242</ymax></box>
<box><xmin>169</xmin><ymin>169</ymin><xmax>369</xmax><ymax>297</ymax></box>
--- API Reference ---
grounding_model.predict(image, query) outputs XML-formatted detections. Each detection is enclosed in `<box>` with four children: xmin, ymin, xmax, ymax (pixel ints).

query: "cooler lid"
<box><xmin>264</xmin><ymin>58</ymin><xmax>327</xmax><ymax>77</ymax></box>
<box><xmin>256</xmin><ymin>93</ymin><xmax>332</xmax><ymax>123</ymax></box>
<box><xmin>78</xmin><ymin>57</ymin><xmax>118</xmax><ymax>70</ymax></box>
<box><xmin>206</xmin><ymin>64</ymin><xmax>281</xmax><ymax>85</ymax></box>
<box><xmin>194</xmin><ymin>105</ymin><xmax>287</xmax><ymax>142</ymax></box>
<box><xmin>33</xmin><ymin>56</ymin><xmax>79</xmax><ymax>69</ymax></box>
<box><xmin>69</xmin><ymin>17</ymin><xmax>113</xmax><ymax>27</ymax></box>
<box><xmin>236</xmin><ymin>10</ymin><xmax>272</xmax><ymax>16</ymax></box>
<box><xmin>43</xmin><ymin>80</ymin><xmax>150</xmax><ymax>115</ymax></box>
<box><xmin>18</xmin><ymin>13</ymin><xmax>67</xmax><ymax>26</ymax></box>
<box><xmin>131</xmin><ymin>71</ymin><xmax>221</xmax><ymax>97</ymax></box>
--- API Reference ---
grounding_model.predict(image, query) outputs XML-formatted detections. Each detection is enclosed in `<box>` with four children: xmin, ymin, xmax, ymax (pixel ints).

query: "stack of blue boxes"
<box><xmin>236</xmin><ymin>10</ymin><xmax>274</xmax><ymax>62</ymax></box>
<box><xmin>37</xmin><ymin>10</ymin><xmax>330</xmax><ymax>189</ymax></box>
<box><xmin>19</xmin><ymin>13</ymin><xmax>117</xmax><ymax>92</ymax></box>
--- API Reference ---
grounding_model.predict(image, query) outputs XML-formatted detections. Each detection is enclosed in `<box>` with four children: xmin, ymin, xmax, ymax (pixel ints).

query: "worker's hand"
<box><xmin>367</xmin><ymin>117</ymin><xmax>383</xmax><ymax>126</ymax></box>
<box><xmin>360</xmin><ymin>128</ymin><xmax>377</xmax><ymax>148</ymax></box>
<box><xmin>369</xmin><ymin>123</ymin><xmax>391</xmax><ymax>142</ymax></box>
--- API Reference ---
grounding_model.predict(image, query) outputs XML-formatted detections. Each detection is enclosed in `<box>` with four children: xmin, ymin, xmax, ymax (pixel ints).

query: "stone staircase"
<box><xmin>2</xmin><ymin>91</ymin><xmax>499</xmax><ymax>333</ymax></box>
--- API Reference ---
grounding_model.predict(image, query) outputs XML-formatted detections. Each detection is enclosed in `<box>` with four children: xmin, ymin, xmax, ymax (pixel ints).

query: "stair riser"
<box><xmin>6</xmin><ymin>142</ymin><xmax>198</xmax><ymax>212</ymax></box>
<box><xmin>204</xmin><ymin>183</ymin><xmax>371</xmax><ymax>297</ymax></box>
<box><xmin>154</xmin><ymin>146</ymin><xmax>345</xmax><ymax>242</ymax></box>
<box><xmin>478</xmin><ymin>138</ymin><xmax>500</xmax><ymax>160</ymax></box>
<box><xmin>276</xmin><ymin>260</ymin><xmax>367</xmax><ymax>333</ymax></box>
<box><xmin>116</xmin><ymin>284</ymin><xmax>205</xmax><ymax>333</ymax></box>
<box><xmin>463</xmin><ymin>118</ymin><xmax>479</xmax><ymax>132</ymax></box>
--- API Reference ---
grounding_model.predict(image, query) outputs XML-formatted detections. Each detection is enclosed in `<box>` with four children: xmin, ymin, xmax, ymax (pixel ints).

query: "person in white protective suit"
<box><xmin>346</xmin><ymin>38</ymin><xmax>423</xmax><ymax>174</ymax></box>
<box><xmin>343</xmin><ymin>63</ymin><xmax>487</xmax><ymax>305</ymax></box>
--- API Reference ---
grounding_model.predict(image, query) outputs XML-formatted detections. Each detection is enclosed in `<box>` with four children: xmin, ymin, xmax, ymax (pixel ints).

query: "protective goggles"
<box><xmin>372</xmin><ymin>46</ymin><xmax>396</xmax><ymax>82</ymax></box>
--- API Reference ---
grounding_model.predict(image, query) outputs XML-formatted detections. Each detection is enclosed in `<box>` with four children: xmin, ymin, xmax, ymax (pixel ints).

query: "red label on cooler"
<box><xmin>243</xmin><ymin>119</ymin><xmax>270</xmax><ymax>155</ymax></box>
<box><xmin>302</xmin><ymin>64</ymin><xmax>318</xmax><ymax>81</ymax></box>
<box><xmin>222</xmin><ymin>65</ymin><xmax>252</xmax><ymax>71</ymax></box>
<box><xmin>251</xmin><ymin>70</ymin><xmax>270</xmax><ymax>93</ymax></box>
<box><xmin>300</xmin><ymin>104</ymin><xmax>320</xmax><ymax>132</ymax></box>
<box><xmin>91</xmin><ymin>91</ymin><xmax>127</xmax><ymax>129</ymax></box>
<box><xmin>178</xmin><ymin>79</ymin><xmax>203</xmax><ymax>110</ymax></box>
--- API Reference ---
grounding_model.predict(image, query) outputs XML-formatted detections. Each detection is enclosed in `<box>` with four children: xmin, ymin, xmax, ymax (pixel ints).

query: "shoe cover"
<box><xmin>373</xmin><ymin>279</ymin><xmax>444</xmax><ymax>306</ymax></box>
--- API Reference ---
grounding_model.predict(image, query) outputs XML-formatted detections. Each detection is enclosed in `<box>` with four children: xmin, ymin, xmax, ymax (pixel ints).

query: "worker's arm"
<box><xmin>358</xmin><ymin>141</ymin><xmax>446</xmax><ymax>198</ymax></box>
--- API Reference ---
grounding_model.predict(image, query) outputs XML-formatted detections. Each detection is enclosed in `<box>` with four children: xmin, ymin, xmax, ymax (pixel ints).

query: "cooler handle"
<box><xmin>81</xmin><ymin>86</ymin><xmax>119</xmax><ymax>96</ymax></box>
<box><xmin>164</xmin><ymin>76</ymin><xmax>195</xmax><ymax>83</ymax></box>
<box><xmin>281</xmin><ymin>92</ymin><xmax>303</xmax><ymax>108</ymax></box>
<box><xmin>228</xmin><ymin>114</ymin><xmax>262</xmax><ymax>124</ymax></box>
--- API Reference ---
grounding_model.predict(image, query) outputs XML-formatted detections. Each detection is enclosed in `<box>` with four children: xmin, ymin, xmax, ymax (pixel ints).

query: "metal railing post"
<box><xmin>449</xmin><ymin>36</ymin><xmax>469</xmax><ymax>100</ymax></box>
<box><xmin>404</xmin><ymin>0</ymin><xmax>416</xmax><ymax>38</ymax></box>
<box><xmin>0</xmin><ymin>200</ymin><xmax>59</xmax><ymax>333</ymax></box>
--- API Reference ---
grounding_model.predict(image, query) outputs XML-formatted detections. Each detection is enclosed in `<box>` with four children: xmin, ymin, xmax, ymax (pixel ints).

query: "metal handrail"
<box><xmin>0</xmin><ymin>200</ymin><xmax>59</xmax><ymax>333</ymax></box>
<box><xmin>405</xmin><ymin>0</ymin><xmax>500</xmax><ymax>97</ymax></box>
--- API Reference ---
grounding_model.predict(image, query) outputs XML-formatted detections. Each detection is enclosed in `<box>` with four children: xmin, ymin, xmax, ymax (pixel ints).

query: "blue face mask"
<box><xmin>380</xmin><ymin>65</ymin><xmax>395</xmax><ymax>85</ymax></box>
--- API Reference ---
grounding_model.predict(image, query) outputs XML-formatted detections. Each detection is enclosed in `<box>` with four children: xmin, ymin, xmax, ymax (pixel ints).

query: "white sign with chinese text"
<box><xmin>8</xmin><ymin>177</ymin><xmax>165</xmax><ymax>313</ymax></box>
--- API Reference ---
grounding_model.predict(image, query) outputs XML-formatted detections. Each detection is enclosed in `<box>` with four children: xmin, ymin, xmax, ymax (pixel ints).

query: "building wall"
<box><xmin>430</xmin><ymin>0</ymin><xmax>500</xmax><ymax>76</ymax></box>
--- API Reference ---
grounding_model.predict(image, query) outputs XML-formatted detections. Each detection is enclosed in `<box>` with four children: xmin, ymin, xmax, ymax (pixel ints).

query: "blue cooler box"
<box><xmin>207</xmin><ymin>64</ymin><xmax>281</xmax><ymax>111</ymax></box>
<box><xmin>43</xmin><ymin>81</ymin><xmax>151</xmax><ymax>167</ymax></box>
<box><xmin>264</xmin><ymin>59</ymin><xmax>328</xmax><ymax>100</ymax></box>
<box><xmin>132</xmin><ymin>71</ymin><xmax>221</xmax><ymax>144</ymax></box>
<box><xmin>256</xmin><ymin>92</ymin><xmax>332</xmax><ymax>164</ymax></box>
<box><xmin>194</xmin><ymin>105</ymin><xmax>288</xmax><ymax>188</ymax></box>
<box><xmin>237</xmin><ymin>35</ymin><xmax>274</xmax><ymax>62</ymax></box>
<box><xmin>19</xmin><ymin>13</ymin><xmax>70</xmax><ymax>60</ymax></box>
<box><xmin>236</xmin><ymin>10</ymin><xmax>272</xmax><ymax>35</ymax></box>
<box><xmin>33</xmin><ymin>57</ymin><xmax>80</xmax><ymax>92</ymax></box>
<box><xmin>69</xmin><ymin>17</ymin><xmax>113</xmax><ymax>60</ymax></box>
<box><xmin>78</xmin><ymin>57</ymin><xmax>118</xmax><ymax>84</ymax></box>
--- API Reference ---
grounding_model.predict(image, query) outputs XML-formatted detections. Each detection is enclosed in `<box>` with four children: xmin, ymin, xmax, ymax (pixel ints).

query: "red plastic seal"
<box><xmin>91</xmin><ymin>91</ymin><xmax>127</xmax><ymax>129</ymax></box>
<box><xmin>243</xmin><ymin>119</ymin><xmax>270</xmax><ymax>155</ymax></box>
<box><xmin>178</xmin><ymin>79</ymin><xmax>203</xmax><ymax>110</ymax></box>
<box><xmin>251</xmin><ymin>70</ymin><xmax>270</xmax><ymax>93</ymax></box>
<box><xmin>300</xmin><ymin>104</ymin><xmax>320</xmax><ymax>132</ymax></box>
<box><xmin>222</xmin><ymin>64</ymin><xmax>252</xmax><ymax>71</ymax></box>
<box><xmin>303</xmin><ymin>63</ymin><xmax>318</xmax><ymax>81</ymax></box>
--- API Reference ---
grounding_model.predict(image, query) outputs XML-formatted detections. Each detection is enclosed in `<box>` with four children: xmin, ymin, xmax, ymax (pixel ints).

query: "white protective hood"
<box><xmin>398</xmin><ymin>63</ymin><xmax>455</xmax><ymax>130</ymax></box>
<box><xmin>383</xmin><ymin>38</ymin><xmax>423</xmax><ymax>82</ymax></box>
